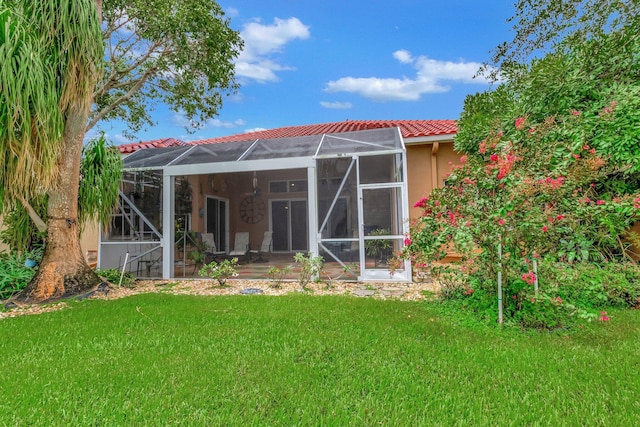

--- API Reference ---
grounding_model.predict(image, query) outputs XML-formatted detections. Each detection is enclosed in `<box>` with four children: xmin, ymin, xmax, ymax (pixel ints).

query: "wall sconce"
<box><xmin>199</xmin><ymin>208</ymin><xmax>205</xmax><ymax>218</ymax></box>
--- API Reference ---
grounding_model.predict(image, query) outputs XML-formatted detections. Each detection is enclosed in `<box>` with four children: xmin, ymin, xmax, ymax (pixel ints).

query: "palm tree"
<box><xmin>0</xmin><ymin>0</ymin><xmax>105</xmax><ymax>302</ymax></box>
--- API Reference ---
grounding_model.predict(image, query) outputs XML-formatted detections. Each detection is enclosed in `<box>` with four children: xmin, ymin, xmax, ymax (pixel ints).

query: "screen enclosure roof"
<box><xmin>123</xmin><ymin>127</ymin><xmax>404</xmax><ymax>170</ymax></box>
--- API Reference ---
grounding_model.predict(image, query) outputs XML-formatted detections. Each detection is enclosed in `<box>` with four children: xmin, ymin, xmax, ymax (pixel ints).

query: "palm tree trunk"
<box><xmin>20</xmin><ymin>105</ymin><xmax>102</xmax><ymax>303</ymax></box>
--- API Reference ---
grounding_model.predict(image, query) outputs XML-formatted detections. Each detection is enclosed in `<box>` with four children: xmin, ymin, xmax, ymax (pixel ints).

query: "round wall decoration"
<box><xmin>239</xmin><ymin>195</ymin><xmax>265</xmax><ymax>224</ymax></box>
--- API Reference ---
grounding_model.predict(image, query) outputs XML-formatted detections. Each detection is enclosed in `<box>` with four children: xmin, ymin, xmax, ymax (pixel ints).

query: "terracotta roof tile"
<box><xmin>119</xmin><ymin>119</ymin><xmax>457</xmax><ymax>152</ymax></box>
<box><xmin>118</xmin><ymin>138</ymin><xmax>184</xmax><ymax>154</ymax></box>
<box><xmin>193</xmin><ymin>119</ymin><xmax>457</xmax><ymax>145</ymax></box>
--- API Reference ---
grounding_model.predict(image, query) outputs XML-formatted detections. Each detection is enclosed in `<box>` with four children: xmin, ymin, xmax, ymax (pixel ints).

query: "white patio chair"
<box><xmin>201</xmin><ymin>233</ymin><xmax>226</xmax><ymax>262</ymax></box>
<box><xmin>228</xmin><ymin>232</ymin><xmax>250</xmax><ymax>261</ymax></box>
<box><xmin>249</xmin><ymin>231</ymin><xmax>272</xmax><ymax>262</ymax></box>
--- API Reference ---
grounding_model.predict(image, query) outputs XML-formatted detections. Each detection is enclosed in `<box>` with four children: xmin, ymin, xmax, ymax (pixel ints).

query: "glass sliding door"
<box><xmin>271</xmin><ymin>199</ymin><xmax>308</xmax><ymax>252</ymax></box>
<box><xmin>206</xmin><ymin>196</ymin><xmax>228</xmax><ymax>252</ymax></box>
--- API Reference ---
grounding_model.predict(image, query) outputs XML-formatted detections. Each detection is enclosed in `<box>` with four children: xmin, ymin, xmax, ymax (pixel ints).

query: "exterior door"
<box><xmin>206</xmin><ymin>197</ymin><xmax>228</xmax><ymax>252</ymax></box>
<box><xmin>358</xmin><ymin>184</ymin><xmax>410</xmax><ymax>280</ymax></box>
<box><xmin>271</xmin><ymin>199</ymin><xmax>308</xmax><ymax>252</ymax></box>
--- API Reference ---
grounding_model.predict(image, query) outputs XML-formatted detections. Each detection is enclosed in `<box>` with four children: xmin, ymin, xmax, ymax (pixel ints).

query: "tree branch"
<box><xmin>15</xmin><ymin>193</ymin><xmax>47</xmax><ymax>233</ymax></box>
<box><xmin>87</xmin><ymin>66</ymin><xmax>157</xmax><ymax>131</ymax></box>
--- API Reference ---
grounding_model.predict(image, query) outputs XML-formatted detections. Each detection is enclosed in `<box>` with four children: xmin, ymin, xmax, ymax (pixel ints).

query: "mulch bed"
<box><xmin>1</xmin><ymin>278</ymin><xmax>439</xmax><ymax>320</ymax></box>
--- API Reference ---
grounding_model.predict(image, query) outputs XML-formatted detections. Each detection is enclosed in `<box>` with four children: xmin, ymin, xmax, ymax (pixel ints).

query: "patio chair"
<box><xmin>228</xmin><ymin>232</ymin><xmax>250</xmax><ymax>262</ymax></box>
<box><xmin>201</xmin><ymin>233</ymin><xmax>226</xmax><ymax>262</ymax></box>
<box><xmin>249</xmin><ymin>231</ymin><xmax>272</xmax><ymax>262</ymax></box>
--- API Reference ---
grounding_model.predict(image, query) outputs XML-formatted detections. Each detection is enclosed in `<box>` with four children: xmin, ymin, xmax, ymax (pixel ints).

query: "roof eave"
<box><xmin>403</xmin><ymin>133</ymin><xmax>455</xmax><ymax>145</ymax></box>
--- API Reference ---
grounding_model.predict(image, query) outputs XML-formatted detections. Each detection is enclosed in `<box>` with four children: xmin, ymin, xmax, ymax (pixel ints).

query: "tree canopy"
<box><xmin>0</xmin><ymin>0</ymin><xmax>103</xmax><ymax>209</ymax></box>
<box><xmin>91</xmin><ymin>0</ymin><xmax>243</xmax><ymax>138</ymax></box>
<box><xmin>484</xmin><ymin>0</ymin><xmax>640</xmax><ymax>77</ymax></box>
<box><xmin>0</xmin><ymin>0</ymin><xmax>243</xmax><ymax>301</ymax></box>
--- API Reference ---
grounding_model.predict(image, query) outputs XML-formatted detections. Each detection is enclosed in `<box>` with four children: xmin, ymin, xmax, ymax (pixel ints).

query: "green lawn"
<box><xmin>1</xmin><ymin>294</ymin><xmax>639</xmax><ymax>425</ymax></box>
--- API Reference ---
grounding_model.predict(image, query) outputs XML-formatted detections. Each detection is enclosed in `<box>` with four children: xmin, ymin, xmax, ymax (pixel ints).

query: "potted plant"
<box><xmin>364</xmin><ymin>228</ymin><xmax>393</xmax><ymax>267</ymax></box>
<box><xmin>187</xmin><ymin>250</ymin><xmax>205</xmax><ymax>271</ymax></box>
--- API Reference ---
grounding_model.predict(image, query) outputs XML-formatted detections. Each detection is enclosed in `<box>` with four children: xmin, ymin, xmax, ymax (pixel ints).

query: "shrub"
<box><xmin>267</xmin><ymin>265</ymin><xmax>293</xmax><ymax>289</ymax></box>
<box><xmin>198</xmin><ymin>258</ymin><xmax>239</xmax><ymax>287</ymax></box>
<box><xmin>540</xmin><ymin>261</ymin><xmax>640</xmax><ymax>308</ymax></box>
<box><xmin>293</xmin><ymin>252</ymin><xmax>323</xmax><ymax>290</ymax></box>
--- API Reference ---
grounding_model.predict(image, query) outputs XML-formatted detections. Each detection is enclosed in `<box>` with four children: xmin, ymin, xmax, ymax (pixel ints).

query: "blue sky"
<box><xmin>96</xmin><ymin>0</ymin><xmax>516</xmax><ymax>144</ymax></box>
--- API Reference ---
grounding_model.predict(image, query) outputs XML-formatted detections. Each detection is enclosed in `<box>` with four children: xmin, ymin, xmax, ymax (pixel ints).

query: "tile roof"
<box><xmin>118</xmin><ymin>119</ymin><xmax>456</xmax><ymax>153</ymax></box>
<box><xmin>193</xmin><ymin>119</ymin><xmax>457</xmax><ymax>145</ymax></box>
<box><xmin>118</xmin><ymin>138</ymin><xmax>184</xmax><ymax>154</ymax></box>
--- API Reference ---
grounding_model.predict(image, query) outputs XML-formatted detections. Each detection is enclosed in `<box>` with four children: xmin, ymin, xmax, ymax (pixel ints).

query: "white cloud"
<box><xmin>325</xmin><ymin>50</ymin><xmax>490</xmax><ymax>101</ymax></box>
<box><xmin>320</xmin><ymin>101</ymin><xmax>353</xmax><ymax>109</ymax></box>
<box><xmin>244</xmin><ymin>127</ymin><xmax>267</xmax><ymax>133</ymax></box>
<box><xmin>235</xmin><ymin>17</ymin><xmax>310</xmax><ymax>83</ymax></box>
<box><xmin>392</xmin><ymin>49</ymin><xmax>413</xmax><ymax>64</ymax></box>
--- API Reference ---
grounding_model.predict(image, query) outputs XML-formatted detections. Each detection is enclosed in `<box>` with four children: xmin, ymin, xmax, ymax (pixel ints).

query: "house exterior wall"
<box><xmin>189</xmin><ymin>169</ymin><xmax>309</xmax><ymax>252</ymax></box>
<box><xmin>406</xmin><ymin>140</ymin><xmax>460</xmax><ymax>219</ymax></box>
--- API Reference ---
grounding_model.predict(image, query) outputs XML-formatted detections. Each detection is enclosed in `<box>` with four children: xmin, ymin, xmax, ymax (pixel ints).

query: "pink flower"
<box><xmin>542</xmin><ymin>225</ymin><xmax>548</xmax><ymax>232</ymax></box>
<box><xmin>460</xmin><ymin>155</ymin><xmax>468</xmax><ymax>164</ymax></box>
<box><xmin>599</xmin><ymin>311</ymin><xmax>610</xmax><ymax>322</ymax></box>
<box><xmin>404</xmin><ymin>237</ymin><xmax>412</xmax><ymax>246</ymax></box>
<box><xmin>515</xmin><ymin>117</ymin><xmax>526</xmax><ymax>130</ymax></box>
<box><xmin>596</xmin><ymin>200</ymin><xmax>605</xmax><ymax>205</ymax></box>
<box><xmin>490</xmin><ymin>154</ymin><xmax>499</xmax><ymax>162</ymax></box>
<box><xmin>478</xmin><ymin>141</ymin><xmax>487</xmax><ymax>154</ymax></box>
<box><xmin>571</xmin><ymin>110</ymin><xmax>580</xmax><ymax>116</ymax></box>
<box><xmin>572</xmin><ymin>153</ymin><xmax>581</xmax><ymax>159</ymax></box>
<box><xmin>556</xmin><ymin>214</ymin><xmax>565</xmax><ymax>220</ymax></box>
<box><xmin>464</xmin><ymin>288</ymin><xmax>474</xmax><ymax>296</ymax></box>
<box><xmin>548</xmin><ymin>217</ymin><xmax>554</xmax><ymax>223</ymax></box>
<box><xmin>413</xmin><ymin>197</ymin><xmax>428</xmax><ymax>208</ymax></box>
<box><xmin>555</xmin><ymin>297</ymin><xmax>563</xmax><ymax>303</ymax></box>
<box><xmin>498</xmin><ymin>219</ymin><xmax>505</xmax><ymax>225</ymax></box>
<box><xmin>521</xmin><ymin>271</ymin><xmax>537</xmax><ymax>285</ymax></box>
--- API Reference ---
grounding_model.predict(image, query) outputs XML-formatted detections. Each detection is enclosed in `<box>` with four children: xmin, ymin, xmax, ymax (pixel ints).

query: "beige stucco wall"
<box><xmin>406</xmin><ymin>140</ymin><xmax>460</xmax><ymax>220</ymax></box>
<box><xmin>188</xmin><ymin>169</ymin><xmax>309</xmax><ymax>251</ymax></box>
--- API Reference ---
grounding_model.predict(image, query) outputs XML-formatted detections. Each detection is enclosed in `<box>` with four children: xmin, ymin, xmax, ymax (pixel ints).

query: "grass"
<box><xmin>1</xmin><ymin>294</ymin><xmax>639</xmax><ymax>425</ymax></box>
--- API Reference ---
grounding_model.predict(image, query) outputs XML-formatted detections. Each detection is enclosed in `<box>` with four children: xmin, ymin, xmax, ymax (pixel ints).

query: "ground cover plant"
<box><xmin>0</xmin><ymin>247</ymin><xmax>42</xmax><ymax>300</ymax></box>
<box><xmin>1</xmin><ymin>294</ymin><xmax>639</xmax><ymax>425</ymax></box>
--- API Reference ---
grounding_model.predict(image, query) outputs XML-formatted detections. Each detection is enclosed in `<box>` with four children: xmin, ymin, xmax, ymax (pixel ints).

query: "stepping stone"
<box><xmin>380</xmin><ymin>287</ymin><xmax>405</xmax><ymax>297</ymax></box>
<box><xmin>240</xmin><ymin>288</ymin><xmax>264</xmax><ymax>295</ymax></box>
<box><xmin>352</xmin><ymin>289</ymin><xmax>376</xmax><ymax>297</ymax></box>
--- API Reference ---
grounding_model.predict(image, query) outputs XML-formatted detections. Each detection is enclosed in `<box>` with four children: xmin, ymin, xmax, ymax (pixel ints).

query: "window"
<box><xmin>269</xmin><ymin>180</ymin><xmax>308</xmax><ymax>193</ymax></box>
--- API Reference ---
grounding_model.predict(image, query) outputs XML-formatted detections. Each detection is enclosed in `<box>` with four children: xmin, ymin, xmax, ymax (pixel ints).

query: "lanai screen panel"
<box><xmin>317</xmin><ymin>128</ymin><xmax>401</xmax><ymax>156</ymax></box>
<box><xmin>170</xmin><ymin>140</ymin><xmax>255</xmax><ymax>165</ymax></box>
<box><xmin>242</xmin><ymin>135</ymin><xmax>322</xmax><ymax>160</ymax></box>
<box><xmin>123</xmin><ymin>146</ymin><xmax>193</xmax><ymax>169</ymax></box>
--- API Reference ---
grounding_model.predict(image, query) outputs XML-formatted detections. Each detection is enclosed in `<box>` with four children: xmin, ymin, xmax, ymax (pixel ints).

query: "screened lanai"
<box><xmin>99</xmin><ymin>127</ymin><xmax>412</xmax><ymax>281</ymax></box>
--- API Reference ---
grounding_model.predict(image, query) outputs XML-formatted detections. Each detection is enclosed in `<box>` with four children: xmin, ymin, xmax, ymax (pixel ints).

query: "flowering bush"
<box><xmin>400</xmin><ymin>111</ymin><xmax>639</xmax><ymax>328</ymax></box>
<box><xmin>198</xmin><ymin>257</ymin><xmax>239</xmax><ymax>287</ymax></box>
